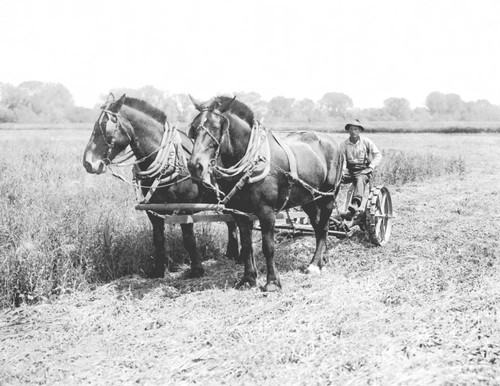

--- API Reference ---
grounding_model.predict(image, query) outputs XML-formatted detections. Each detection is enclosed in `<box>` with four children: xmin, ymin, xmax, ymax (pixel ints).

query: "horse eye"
<box><xmin>110</xmin><ymin>115</ymin><xmax>117</xmax><ymax>123</ymax></box>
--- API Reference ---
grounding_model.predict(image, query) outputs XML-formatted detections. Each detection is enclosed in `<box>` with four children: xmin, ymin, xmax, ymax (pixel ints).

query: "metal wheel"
<box><xmin>365</xmin><ymin>186</ymin><xmax>393</xmax><ymax>246</ymax></box>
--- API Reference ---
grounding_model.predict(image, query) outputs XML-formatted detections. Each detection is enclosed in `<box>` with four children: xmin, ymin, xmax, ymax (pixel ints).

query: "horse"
<box><xmin>187</xmin><ymin>96</ymin><xmax>344</xmax><ymax>292</ymax></box>
<box><xmin>82</xmin><ymin>93</ymin><xmax>240</xmax><ymax>279</ymax></box>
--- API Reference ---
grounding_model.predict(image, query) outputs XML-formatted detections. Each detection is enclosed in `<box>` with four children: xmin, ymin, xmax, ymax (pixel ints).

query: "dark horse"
<box><xmin>83</xmin><ymin>93</ymin><xmax>239</xmax><ymax>278</ymax></box>
<box><xmin>187</xmin><ymin>96</ymin><xmax>344</xmax><ymax>291</ymax></box>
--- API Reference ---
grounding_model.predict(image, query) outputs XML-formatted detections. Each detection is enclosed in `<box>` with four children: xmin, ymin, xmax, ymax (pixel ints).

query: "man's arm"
<box><xmin>366</xmin><ymin>138</ymin><xmax>382</xmax><ymax>169</ymax></box>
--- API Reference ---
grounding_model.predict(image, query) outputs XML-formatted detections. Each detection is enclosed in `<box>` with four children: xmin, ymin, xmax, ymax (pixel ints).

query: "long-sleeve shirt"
<box><xmin>343</xmin><ymin>136</ymin><xmax>382</xmax><ymax>173</ymax></box>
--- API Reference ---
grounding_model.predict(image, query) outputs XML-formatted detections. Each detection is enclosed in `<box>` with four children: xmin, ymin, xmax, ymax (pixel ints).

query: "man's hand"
<box><xmin>361</xmin><ymin>167</ymin><xmax>373</xmax><ymax>175</ymax></box>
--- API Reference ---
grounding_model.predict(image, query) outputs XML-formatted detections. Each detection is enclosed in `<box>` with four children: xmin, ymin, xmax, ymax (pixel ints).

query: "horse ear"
<box><xmin>115</xmin><ymin>94</ymin><xmax>126</xmax><ymax>110</ymax></box>
<box><xmin>106</xmin><ymin>92</ymin><xmax>115</xmax><ymax>103</ymax></box>
<box><xmin>220</xmin><ymin>96</ymin><xmax>237</xmax><ymax>113</ymax></box>
<box><xmin>189</xmin><ymin>94</ymin><xmax>203</xmax><ymax>111</ymax></box>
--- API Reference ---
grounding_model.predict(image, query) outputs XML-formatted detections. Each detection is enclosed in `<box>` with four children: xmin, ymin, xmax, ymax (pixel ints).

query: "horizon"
<box><xmin>1</xmin><ymin>0</ymin><xmax>499</xmax><ymax>109</ymax></box>
<box><xmin>4</xmin><ymin>81</ymin><xmax>498</xmax><ymax>111</ymax></box>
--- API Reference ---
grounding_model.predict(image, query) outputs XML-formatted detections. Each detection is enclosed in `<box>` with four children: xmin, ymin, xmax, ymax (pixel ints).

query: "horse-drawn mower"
<box><xmin>135</xmin><ymin>181</ymin><xmax>393</xmax><ymax>246</ymax></box>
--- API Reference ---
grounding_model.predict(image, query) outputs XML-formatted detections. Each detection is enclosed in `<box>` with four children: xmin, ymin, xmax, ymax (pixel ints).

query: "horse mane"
<box><xmin>209</xmin><ymin>96</ymin><xmax>255</xmax><ymax>127</ymax></box>
<box><xmin>124</xmin><ymin>97</ymin><xmax>167</xmax><ymax>124</ymax></box>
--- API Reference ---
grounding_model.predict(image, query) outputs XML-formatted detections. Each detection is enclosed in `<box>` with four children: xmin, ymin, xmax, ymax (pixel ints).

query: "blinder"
<box><xmin>97</xmin><ymin>108</ymin><xmax>132</xmax><ymax>163</ymax></box>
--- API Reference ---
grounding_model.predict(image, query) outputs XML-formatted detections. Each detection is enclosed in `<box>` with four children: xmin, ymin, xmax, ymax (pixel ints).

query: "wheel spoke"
<box><xmin>364</xmin><ymin>186</ymin><xmax>393</xmax><ymax>245</ymax></box>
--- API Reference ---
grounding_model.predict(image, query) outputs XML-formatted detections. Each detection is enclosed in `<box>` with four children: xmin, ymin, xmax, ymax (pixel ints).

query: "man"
<box><xmin>341</xmin><ymin>119</ymin><xmax>382</xmax><ymax>221</ymax></box>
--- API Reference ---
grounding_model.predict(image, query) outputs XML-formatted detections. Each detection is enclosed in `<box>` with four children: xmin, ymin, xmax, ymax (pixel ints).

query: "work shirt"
<box><xmin>343</xmin><ymin>135</ymin><xmax>382</xmax><ymax>173</ymax></box>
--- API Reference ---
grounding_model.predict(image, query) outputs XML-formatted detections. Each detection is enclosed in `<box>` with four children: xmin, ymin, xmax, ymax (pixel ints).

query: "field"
<box><xmin>1</xmin><ymin>128</ymin><xmax>499</xmax><ymax>385</ymax></box>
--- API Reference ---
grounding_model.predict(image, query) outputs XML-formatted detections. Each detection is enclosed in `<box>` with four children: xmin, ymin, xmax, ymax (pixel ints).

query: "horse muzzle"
<box><xmin>83</xmin><ymin>158</ymin><xmax>107</xmax><ymax>174</ymax></box>
<box><xmin>187</xmin><ymin>160</ymin><xmax>206</xmax><ymax>180</ymax></box>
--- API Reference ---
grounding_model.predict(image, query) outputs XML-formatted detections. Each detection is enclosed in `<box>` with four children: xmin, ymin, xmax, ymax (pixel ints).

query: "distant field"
<box><xmin>267</xmin><ymin>120</ymin><xmax>500</xmax><ymax>133</ymax></box>
<box><xmin>0</xmin><ymin>122</ymin><xmax>91</xmax><ymax>130</ymax></box>
<box><xmin>1</xmin><ymin>120</ymin><xmax>500</xmax><ymax>133</ymax></box>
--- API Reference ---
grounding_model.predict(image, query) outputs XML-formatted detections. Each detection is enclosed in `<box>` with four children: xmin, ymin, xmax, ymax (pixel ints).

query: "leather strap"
<box><xmin>271</xmin><ymin>132</ymin><xmax>298</xmax><ymax>180</ymax></box>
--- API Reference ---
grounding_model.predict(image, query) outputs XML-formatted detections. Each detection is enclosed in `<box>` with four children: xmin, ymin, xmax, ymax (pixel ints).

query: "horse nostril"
<box><xmin>188</xmin><ymin>161</ymin><xmax>203</xmax><ymax>177</ymax></box>
<box><xmin>83</xmin><ymin>160</ymin><xmax>93</xmax><ymax>173</ymax></box>
<box><xmin>196</xmin><ymin>163</ymin><xmax>205</xmax><ymax>177</ymax></box>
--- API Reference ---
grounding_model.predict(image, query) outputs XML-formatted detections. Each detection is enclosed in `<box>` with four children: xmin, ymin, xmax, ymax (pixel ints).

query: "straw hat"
<box><xmin>345</xmin><ymin>119</ymin><xmax>364</xmax><ymax>131</ymax></box>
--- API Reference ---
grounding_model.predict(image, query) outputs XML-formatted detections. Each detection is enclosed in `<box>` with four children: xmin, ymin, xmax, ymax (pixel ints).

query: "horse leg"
<box><xmin>180</xmin><ymin>223</ymin><xmax>205</xmax><ymax>278</ymax></box>
<box><xmin>302</xmin><ymin>198</ymin><xmax>335</xmax><ymax>275</ymax></box>
<box><xmin>259</xmin><ymin>211</ymin><xmax>281</xmax><ymax>292</ymax></box>
<box><xmin>147</xmin><ymin>212</ymin><xmax>169</xmax><ymax>278</ymax></box>
<box><xmin>234</xmin><ymin>216</ymin><xmax>257</xmax><ymax>288</ymax></box>
<box><xmin>225</xmin><ymin>221</ymin><xmax>241</xmax><ymax>262</ymax></box>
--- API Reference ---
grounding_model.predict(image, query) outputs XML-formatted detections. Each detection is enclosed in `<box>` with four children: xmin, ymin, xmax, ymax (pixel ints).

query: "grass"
<box><xmin>0</xmin><ymin>129</ymin><xmax>499</xmax><ymax>385</ymax></box>
<box><xmin>0</xmin><ymin>130</ymin><xmax>467</xmax><ymax>307</ymax></box>
<box><xmin>0</xmin><ymin>130</ymin><xmax>230</xmax><ymax>306</ymax></box>
<box><xmin>376</xmin><ymin>150</ymin><xmax>466</xmax><ymax>185</ymax></box>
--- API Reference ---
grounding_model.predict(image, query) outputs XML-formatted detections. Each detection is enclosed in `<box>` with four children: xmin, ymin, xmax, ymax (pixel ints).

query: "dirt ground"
<box><xmin>1</xmin><ymin>134</ymin><xmax>499</xmax><ymax>385</ymax></box>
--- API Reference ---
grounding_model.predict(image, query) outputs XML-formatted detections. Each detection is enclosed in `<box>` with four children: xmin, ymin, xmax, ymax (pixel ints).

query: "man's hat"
<box><xmin>345</xmin><ymin>119</ymin><xmax>364</xmax><ymax>131</ymax></box>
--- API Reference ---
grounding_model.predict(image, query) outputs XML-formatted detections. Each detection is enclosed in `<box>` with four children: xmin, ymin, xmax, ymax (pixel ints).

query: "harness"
<box><xmin>194</xmin><ymin>109</ymin><xmax>271</xmax><ymax>205</ymax></box>
<box><xmin>136</xmin><ymin>127</ymin><xmax>191</xmax><ymax>204</ymax></box>
<box><xmin>98</xmin><ymin>109</ymin><xmax>133</xmax><ymax>165</ymax></box>
<box><xmin>194</xmin><ymin>110</ymin><xmax>339</xmax><ymax>211</ymax></box>
<box><xmin>99</xmin><ymin>108</ymin><xmax>191</xmax><ymax>209</ymax></box>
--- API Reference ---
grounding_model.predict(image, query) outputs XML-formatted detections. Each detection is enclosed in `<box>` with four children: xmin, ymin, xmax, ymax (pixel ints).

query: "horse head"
<box><xmin>187</xmin><ymin>95</ymin><xmax>255</xmax><ymax>181</ymax></box>
<box><xmin>83</xmin><ymin>93</ymin><xmax>133</xmax><ymax>174</ymax></box>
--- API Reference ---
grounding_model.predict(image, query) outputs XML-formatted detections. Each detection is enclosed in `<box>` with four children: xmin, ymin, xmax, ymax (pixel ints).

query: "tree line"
<box><xmin>1</xmin><ymin>81</ymin><xmax>500</xmax><ymax>124</ymax></box>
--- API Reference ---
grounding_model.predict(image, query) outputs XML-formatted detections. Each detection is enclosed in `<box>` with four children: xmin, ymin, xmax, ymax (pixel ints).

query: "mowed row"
<box><xmin>1</xmin><ymin>131</ymin><xmax>499</xmax><ymax>385</ymax></box>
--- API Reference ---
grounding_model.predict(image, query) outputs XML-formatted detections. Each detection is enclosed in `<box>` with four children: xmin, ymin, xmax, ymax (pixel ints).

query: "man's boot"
<box><xmin>341</xmin><ymin>199</ymin><xmax>360</xmax><ymax>221</ymax></box>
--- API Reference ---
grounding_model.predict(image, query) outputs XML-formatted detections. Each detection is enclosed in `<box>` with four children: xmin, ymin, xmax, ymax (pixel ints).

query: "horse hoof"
<box><xmin>262</xmin><ymin>281</ymin><xmax>282</xmax><ymax>292</ymax></box>
<box><xmin>236</xmin><ymin>277</ymin><xmax>257</xmax><ymax>289</ymax></box>
<box><xmin>305</xmin><ymin>265</ymin><xmax>321</xmax><ymax>275</ymax></box>
<box><xmin>187</xmin><ymin>266</ymin><xmax>205</xmax><ymax>278</ymax></box>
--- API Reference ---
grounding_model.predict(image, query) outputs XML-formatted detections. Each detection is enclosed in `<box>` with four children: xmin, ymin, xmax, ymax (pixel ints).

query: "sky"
<box><xmin>1</xmin><ymin>0</ymin><xmax>499</xmax><ymax>109</ymax></box>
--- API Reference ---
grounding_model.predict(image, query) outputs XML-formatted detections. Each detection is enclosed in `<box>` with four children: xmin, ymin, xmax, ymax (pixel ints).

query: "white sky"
<box><xmin>1</xmin><ymin>0</ymin><xmax>499</xmax><ymax>108</ymax></box>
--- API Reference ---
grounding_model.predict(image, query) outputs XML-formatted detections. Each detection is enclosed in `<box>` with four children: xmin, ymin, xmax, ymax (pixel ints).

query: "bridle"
<box><xmin>193</xmin><ymin>108</ymin><xmax>231</xmax><ymax>165</ymax></box>
<box><xmin>98</xmin><ymin>108</ymin><xmax>132</xmax><ymax>165</ymax></box>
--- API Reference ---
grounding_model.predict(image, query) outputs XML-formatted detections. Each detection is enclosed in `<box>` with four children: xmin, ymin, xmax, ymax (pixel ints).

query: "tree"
<box><xmin>1</xmin><ymin>84</ymin><xmax>30</xmax><ymax>110</ymax></box>
<box><xmin>170</xmin><ymin>93</ymin><xmax>196</xmax><ymax>122</ymax></box>
<box><xmin>267</xmin><ymin>96</ymin><xmax>295</xmax><ymax>119</ymax></box>
<box><xmin>106</xmin><ymin>85</ymin><xmax>168</xmax><ymax>111</ymax></box>
<box><xmin>383</xmin><ymin>97</ymin><xmax>411</xmax><ymax>120</ymax></box>
<box><xmin>359</xmin><ymin>107</ymin><xmax>392</xmax><ymax>122</ymax></box>
<box><xmin>30</xmin><ymin>83</ymin><xmax>74</xmax><ymax>122</ymax></box>
<box><xmin>18</xmin><ymin>81</ymin><xmax>44</xmax><ymax>95</ymax></box>
<box><xmin>66</xmin><ymin>106</ymin><xmax>100</xmax><ymax>123</ymax></box>
<box><xmin>233</xmin><ymin>91</ymin><xmax>268</xmax><ymax>119</ymax></box>
<box><xmin>425</xmin><ymin>92</ymin><xmax>465</xmax><ymax>119</ymax></box>
<box><xmin>412</xmin><ymin>107</ymin><xmax>432</xmax><ymax>121</ymax></box>
<box><xmin>293</xmin><ymin>98</ymin><xmax>316</xmax><ymax>122</ymax></box>
<box><xmin>463</xmin><ymin>99</ymin><xmax>500</xmax><ymax>121</ymax></box>
<box><xmin>0</xmin><ymin>105</ymin><xmax>15</xmax><ymax>123</ymax></box>
<box><xmin>319</xmin><ymin>92</ymin><xmax>353</xmax><ymax>117</ymax></box>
